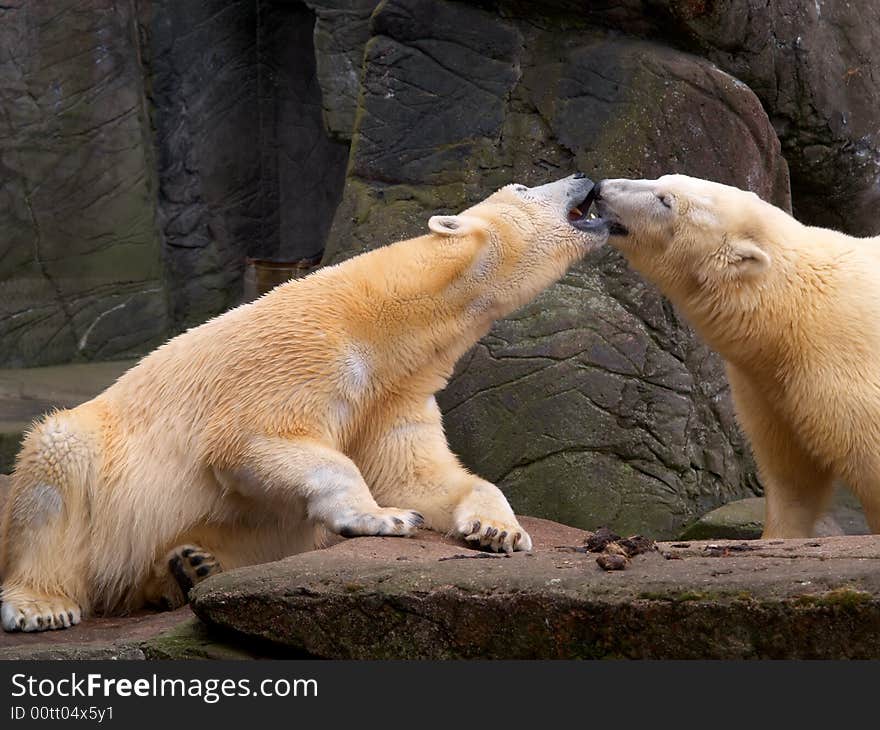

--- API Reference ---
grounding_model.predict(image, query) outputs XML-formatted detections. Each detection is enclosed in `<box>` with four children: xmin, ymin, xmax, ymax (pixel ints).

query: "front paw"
<box><xmin>456</xmin><ymin>517</ymin><xmax>532</xmax><ymax>553</ymax></box>
<box><xmin>337</xmin><ymin>508</ymin><xmax>424</xmax><ymax>538</ymax></box>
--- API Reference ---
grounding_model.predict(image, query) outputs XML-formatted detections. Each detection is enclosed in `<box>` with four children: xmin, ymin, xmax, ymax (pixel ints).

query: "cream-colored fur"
<box><xmin>0</xmin><ymin>174</ymin><xmax>605</xmax><ymax>632</ymax></box>
<box><xmin>596</xmin><ymin>173</ymin><xmax>880</xmax><ymax>539</ymax></box>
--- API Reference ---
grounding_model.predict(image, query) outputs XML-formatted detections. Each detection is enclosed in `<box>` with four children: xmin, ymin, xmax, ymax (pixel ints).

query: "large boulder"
<box><xmin>191</xmin><ymin>520</ymin><xmax>880</xmax><ymax>659</ymax></box>
<box><xmin>679</xmin><ymin>491</ymin><xmax>870</xmax><ymax>541</ymax></box>
<box><xmin>0</xmin><ymin>0</ymin><xmax>168</xmax><ymax>368</ymax></box>
<box><xmin>638</xmin><ymin>0</ymin><xmax>880</xmax><ymax>236</ymax></box>
<box><xmin>322</xmin><ymin>0</ymin><xmax>789</xmax><ymax>537</ymax></box>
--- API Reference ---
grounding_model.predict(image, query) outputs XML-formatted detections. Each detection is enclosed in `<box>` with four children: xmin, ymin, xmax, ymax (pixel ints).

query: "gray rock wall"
<box><xmin>138</xmin><ymin>0</ymin><xmax>349</xmax><ymax>330</ymax></box>
<box><xmin>0</xmin><ymin>0</ymin><xmax>168</xmax><ymax>367</ymax></box>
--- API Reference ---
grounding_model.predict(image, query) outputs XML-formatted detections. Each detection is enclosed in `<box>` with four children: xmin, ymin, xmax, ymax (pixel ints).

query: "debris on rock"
<box><xmin>584</xmin><ymin>527</ymin><xmax>621</xmax><ymax>552</ymax></box>
<box><xmin>596</xmin><ymin>553</ymin><xmax>629</xmax><ymax>571</ymax></box>
<box><xmin>618</xmin><ymin>535</ymin><xmax>657</xmax><ymax>557</ymax></box>
<box><xmin>704</xmin><ymin>543</ymin><xmax>756</xmax><ymax>557</ymax></box>
<box><xmin>580</xmin><ymin>527</ymin><xmax>659</xmax><ymax>571</ymax></box>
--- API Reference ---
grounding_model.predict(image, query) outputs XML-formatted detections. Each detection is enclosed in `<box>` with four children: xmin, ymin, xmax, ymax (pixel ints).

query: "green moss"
<box><xmin>140</xmin><ymin>619</ymin><xmax>259</xmax><ymax>660</ymax></box>
<box><xmin>793</xmin><ymin>588</ymin><xmax>873</xmax><ymax>609</ymax></box>
<box><xmin>638</xmin><ymin>590</ymin><xmax>712</xmax><ymax>602</ymax></box>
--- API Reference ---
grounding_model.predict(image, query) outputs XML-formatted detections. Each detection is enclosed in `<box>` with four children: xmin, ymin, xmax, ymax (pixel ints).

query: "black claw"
<box><xmin>57</xmin><ymin>614</ymin><xmax>65</xmax><ymax>625</ymax></box>
<box><xmin>18</xmin><ymin>618</ymin><xmax>25</xmax><ymax>630</ymax></box>
<box><xmin>471</xmin><ymin>521</ymin><xmax>481</xmax><ymax>534</ymax></box>
<box><xmin>169</xmin><ymin>556</ymin><xmax>195</xmax><ymax>597</ymax></box>
<box><xmin>486</xmin><ymin>527</ymin><xmax>498</xmax><ymax>538</ymax></box>
<box><xmin>181</xmin><ymin>548</ymin><xmax>195</xmax><ymax>558</ymax></box>
<box><xmin>513</xmin><ymin>532</ymin><xmax>522</xmax><ymax>547</ymax></box>
<box><xmin>188</xmin><ymin>555</ymin><xmax>205</xmax><ymax>567</ymax></box>
<box><xmin>67</xmin><ymin>611</ymin><xmax>74</xmax><ymax>623</ymax></box>
<box><xmin>499</xmin><ymin>531</ymin><xmax>508</xmax><ymax>542</ymax></box>
<box><xmin>412</xmin><ymin>512</ymin><xmax>425</xmax><ymax>526</ymax></box>
<box><xmin>195</xmin><ymin>565</ymin><xmax>211</xmax><ymax>578</ymax></box>
<box><xmin>339</xmin><ymin>526</ymin><xmax>358</xmax><ymax>538</ymax></box>
<box><xmin>36</xmin><ymin>616</ymin><xmax>43</xmax><ymax>628</ymax></box>
<box><xmin>392</xmin><ymin>517</ymin><xmax>404</xmax><ymax>526</ymax></box>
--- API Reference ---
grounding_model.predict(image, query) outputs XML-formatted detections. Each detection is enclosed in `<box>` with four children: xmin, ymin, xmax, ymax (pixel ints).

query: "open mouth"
<box><xmin>568</xmin><ymin>189</ymin><xmax>628</xmax><ymax>236</ymax></box>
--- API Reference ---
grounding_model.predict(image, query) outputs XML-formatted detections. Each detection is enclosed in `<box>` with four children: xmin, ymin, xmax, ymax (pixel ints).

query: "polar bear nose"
<box><xmin>572</xmin><ymin>171</ymin><xmax>589</xmax><ymax>179</ymax></box>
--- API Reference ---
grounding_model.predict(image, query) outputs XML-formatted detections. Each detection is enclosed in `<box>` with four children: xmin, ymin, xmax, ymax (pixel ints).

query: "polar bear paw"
<box><xmin>337</xmin><ymin>508</ymin><xmax>424</xmax><ymax>538</ymax></box>
<box><xmin>456</xmin><ymin>517</ymin><xmax>533</xmax><ymax>553</ymax></box>
<box><xmin>1</xmin><ymin>591</ymin><xmax>82</xmax><ymax>632</ymax></box>
<box><xmin>167</xmin><ymin>544</ymin><xmax>223</xmax><ymax>600</ymax></box>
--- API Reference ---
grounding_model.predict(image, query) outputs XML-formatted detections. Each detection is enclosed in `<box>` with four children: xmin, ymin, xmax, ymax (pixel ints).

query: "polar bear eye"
<box><xmin>658</xmin><ymin>194</ymin><xmax>673</xmax><ymax>209</ymax></box>
<box><xmin>513</xmin><ymin>185</ymin><xmax>528</xmax><ymax>193</ymax></box>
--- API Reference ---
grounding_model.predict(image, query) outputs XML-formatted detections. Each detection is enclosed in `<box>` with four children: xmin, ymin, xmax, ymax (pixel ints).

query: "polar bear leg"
<box><xmin>1</xmin><ymin>494</ymin><xmax>87</xmax><ymax>632</ymax></box>
<box><xmin>729</xmin><ymin>369</ymin><xmax>835</xmax><ymax>538</ymax></box>
<box><xmin>843</xmin><ymin>466</ymin><xmax>880</xmax><ymax>534</ymax></box>
<box><xmin>237</xmin><ymin>436</ymin><xmax>423</xmax><ymax>538</ymax></box>
<box><xmin>362</xmin><ymin>397</ymin><xmax>532</xmax><ymax>553</ymax></box>
<box><xmin>1</xmin><ymin>421</ymin><xmax>91</xmax><ymax>632</ymax></box>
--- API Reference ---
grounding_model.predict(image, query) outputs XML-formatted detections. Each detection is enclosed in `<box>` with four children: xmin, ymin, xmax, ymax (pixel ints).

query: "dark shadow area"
<box><xmin>142</xmin><ymin>0</ymin><xmax>348</xmax><ymax>330</ymax></box>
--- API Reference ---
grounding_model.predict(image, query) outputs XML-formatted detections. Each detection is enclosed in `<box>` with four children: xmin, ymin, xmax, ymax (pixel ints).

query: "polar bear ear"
<box><xmin>428</xmin><ymin>214</ymin><xmax>486</xmax><ymax>238</ymax></box>
<box><xmin>726</xmin><ymin>238</ymin><xmax>770</xmax><ymax>276</ymax></box>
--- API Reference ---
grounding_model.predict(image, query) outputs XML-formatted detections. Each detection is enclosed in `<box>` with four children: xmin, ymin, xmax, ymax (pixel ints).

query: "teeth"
<box><xmin>588</xmin><ymin>211</ymin><xmax>598</xmax><ymax>219</ymax></box>
<box><xmin>571</xmin><ymin>207</ymin><xmax>583</xmax><ymax>217</ymax></box>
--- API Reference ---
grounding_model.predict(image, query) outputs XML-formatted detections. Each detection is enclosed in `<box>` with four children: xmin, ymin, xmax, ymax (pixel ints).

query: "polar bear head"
<box><xmin>424</xmin><ymin>173</ymin><xmax>608</xmax><ymax>318</ymax></box>
<box><xmin>587</xmin><ymin>173</ymin><xmax>810</xmax><ymax>359</ymax></box>
<box><xmin>590</xmin><ymin>174</ymin><xmax>796</xmax><ymax>298</ymax></box>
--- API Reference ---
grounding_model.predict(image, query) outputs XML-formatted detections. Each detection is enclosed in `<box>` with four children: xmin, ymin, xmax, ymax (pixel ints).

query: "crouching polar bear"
<box><xmin>1</xmin><ymin>174</ymin><xmax>607</xmax><ymax>632</ymax></box>
<box><xmin>592</xmin><ymin>173</ymin><xmax>880</xmax><ymax>539</ymax></box>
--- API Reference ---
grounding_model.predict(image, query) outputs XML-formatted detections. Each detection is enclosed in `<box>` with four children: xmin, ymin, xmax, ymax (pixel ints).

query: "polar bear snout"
<box><xmin>593</xmin><ymin>178</ymin><xmax>674</xmax><ymax>238</ymax></box>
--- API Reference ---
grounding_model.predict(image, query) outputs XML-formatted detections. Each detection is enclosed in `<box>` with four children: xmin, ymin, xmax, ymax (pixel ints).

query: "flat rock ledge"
<box><xmin>2</xmin><ymin>517</ymin><xmax>880</xmax><ymax>659</ymax></box>
<box><xmin>190</xmin><ymin>517</ymin><xmax>880</xmax><ymax>659</ymax></box>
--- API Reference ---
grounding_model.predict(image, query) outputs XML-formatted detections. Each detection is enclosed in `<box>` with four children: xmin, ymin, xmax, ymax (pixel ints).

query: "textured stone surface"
<box><xmin>0</xmin><ymin>607</ymin><xmax>189</xmax><ymax>660</ymax></box>
<box><xmin>139</xmin><ymin>618</ymin><xmax>266</xmax><ymax>660</ymax></box>
<box><xmin>137</xmin><ymin>0</ymin><xmax>349</xmax><ymax>330</ymax></box>
<box><xmin>306</xmin><ymin>0</ymin><xmax>380</xmax><ymax>140</ymax></box>
<box><xmin>191</xmin><ymin>517</ymin><xmax>880</xmax><ymax>659</ymax></box>
<box><xmin>623</xmin><ymin>0</ymin><xmax>880</xmax><ymax>236</ymax></box>
<box><xmin>322</xmin><ymin>0</ymin><xmax>789</xmax><ymax>537</ymax></box>
<box><xmin>679</xmin><ymin>491</ymin><xmax>869</xmax><ymax>541</ymax></box>
<box><xmin>3</xmin><ymin>515</ymin><xmax>879</xmax><ymax>659</ymax></box>
<box><xmin>0</xmin><ymin>0</ymin><xmax>168</xmax><ymax>368</ymax></box>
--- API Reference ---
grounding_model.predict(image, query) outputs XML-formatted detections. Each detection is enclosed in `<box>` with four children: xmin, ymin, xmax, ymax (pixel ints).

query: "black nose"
<box><xmin>572</xmin><ymin>172</ymin><xmax>588</xmax><ymax>179</ymax></box>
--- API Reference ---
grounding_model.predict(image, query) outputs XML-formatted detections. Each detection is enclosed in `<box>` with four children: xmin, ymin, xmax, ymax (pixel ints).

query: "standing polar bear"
<box><xmin>592</xmin><ymin>173</ymin><xmax>880</xmax><ymax>539</ymax></box>
<box><xmin>1</xmin><ymin>174</ymin><xmax>607</xmax><ymax>632</ymax></box>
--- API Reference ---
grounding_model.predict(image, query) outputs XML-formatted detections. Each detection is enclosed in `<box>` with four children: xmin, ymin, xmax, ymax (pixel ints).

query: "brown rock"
<box><xmin>190</xmin><ymin>518</ymin><xmax>880</xmax><ymax>659</ymax></box>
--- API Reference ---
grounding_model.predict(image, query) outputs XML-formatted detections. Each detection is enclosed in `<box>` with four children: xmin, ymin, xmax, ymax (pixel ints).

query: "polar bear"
<box><xmin>0</xmin><ymin>173</ymin><xmax>607</xmax><ymax>632</ymax></box>
<box><xmin>591</xmin><ymin>173</ymin><xmax>880</xmax><ymax>539</ymax></box>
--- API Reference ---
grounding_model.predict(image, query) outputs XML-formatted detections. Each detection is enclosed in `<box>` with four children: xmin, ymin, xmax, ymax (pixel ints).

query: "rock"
<box><xmin>0</xmin><ymin>599</ymin><xmax>266</xmax><ymax>660</ymax></box>
<box><xmin>305</xmin><ymin>0</ymin><xmax>381</xmax><ymax>140</ymax></box>
<box><xmin>679</xmin><ymin>491</ymin><xmax>870</xmax><ymax>541</ymax></box>
<box><xmin>679</xmin><ymin>497</ymin><xmax>765</xmax><ymax>540</ymax></box>
<box><xmin>638</xmin><ymin>0</ymin><xmax>880</xmax><ymax>236</ymax></box>
<box><xmin>0</xmin><ymin>0</ymin><xmax>169</xmax><ymax>368</ymax></box>
<box><xmin>140</xmin><ymin>618</ymin><xmax>265</xmax><ymax>660</ymax></box>
<box><xmin>322</xmin><ymin>0</ymin><xmax>789</xmax><ymax>537</ymax></box>
<box><xmin>191</xmin><ymin>516</ymin><xmax>880</xmax><ymax>659</ymax></box>
<box><xmin>138</xmin><ymin>0</ymin><xmax>349</xmax><ymax>331</ymax></box>
<box><xmin>0</xmin><ymin>607</ymin><xmax>191</xmax><ymax>660</ymax></box>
